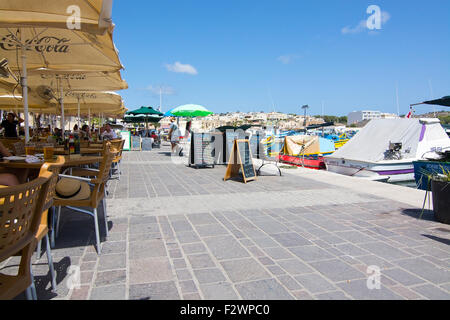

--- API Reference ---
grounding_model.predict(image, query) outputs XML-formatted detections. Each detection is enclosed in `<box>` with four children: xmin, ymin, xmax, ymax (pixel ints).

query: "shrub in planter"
<box><xmin>430</xmin><ymin>169</ymin><xmax>450</xmax><ymax>225</ymax></box>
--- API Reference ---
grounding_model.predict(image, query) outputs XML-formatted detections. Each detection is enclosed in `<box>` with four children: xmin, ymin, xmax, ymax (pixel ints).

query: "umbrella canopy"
<box><xmin>165</xmin><ymin>104</ymin><xmax>213</xmax><ymax>117</ymax></box>
<box><xmin>127</xmin><ymin>106</ymin><xmax>163</xmax><ymax>116</ymax></box>
<box><xmin>0</xmin><ymin>0</ymin><xmax>114</xmax><ymax>35</ymax></box>
<box><xmin>0</xmin><ymin>0</ymin><xmax>122</xmax><ymax>141</ymax></box>
<box><xmin>423</xmin><ymin>96</ymin><xmax>450</xmax><ymax>107</ymax></box>
<box><xmin>123</xmin><ymin>114</ymin><xmax>162</xmax><ymax>124</ymax></box>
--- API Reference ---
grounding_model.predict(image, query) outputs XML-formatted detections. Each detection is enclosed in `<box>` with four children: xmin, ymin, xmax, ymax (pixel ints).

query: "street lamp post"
<box><xmin>301</xmin><ymin>105</ymin><xmax>310</xmax><ymax>127</ymax></box>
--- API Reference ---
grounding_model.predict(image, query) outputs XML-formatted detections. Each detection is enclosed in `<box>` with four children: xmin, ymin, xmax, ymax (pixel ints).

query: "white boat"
<box><xmin>324</xmin><ymin>118</ymin><xmax>450</xmax><ymax>183</ymax></box>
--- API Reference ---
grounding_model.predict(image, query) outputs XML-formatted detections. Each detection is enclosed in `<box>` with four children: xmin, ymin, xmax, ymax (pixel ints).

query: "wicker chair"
<box><xmin>34</xmin><ymin>156</ymin><xmax>65</xmax><ymax>291</ymax></box>
<box><xmin>53</xmin><ymin>143</ymin><xmax>115</xmax><ymax>254</ymax></box>
<box><xmin>12</xmin><ymin>142</ymin><xmax>25</xmax><ymax>156</ymax></box>
<box><xmin>0</xmin><ymin>168</ymin><xmax>53</xmax><ymax>300</ymax></box>
<box><xmin>110</xmin><ymin>139</ymin><xmax>125</xmax><ymax>180</ymax></box>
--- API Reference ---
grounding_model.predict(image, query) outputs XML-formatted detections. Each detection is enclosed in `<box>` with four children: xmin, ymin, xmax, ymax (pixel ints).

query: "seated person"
<box><xmin>80</xmin><ymin>124</ymin><xmax>92</xmax><ymax>141</ymax></box>
<box><xmin>101</xmin><ymin>123</ymin><xmax>118</xmax><ymax>140</ymax></box>
<box><xmin>0</xmin><ymin>141</ymin><xmax>19</xmax><ymax>186</ymax></box>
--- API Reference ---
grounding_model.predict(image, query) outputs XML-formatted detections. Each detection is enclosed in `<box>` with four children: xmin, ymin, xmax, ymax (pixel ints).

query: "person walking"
<box><xmin>168</xmin><ymin>117</ymin><xmax>181</xmax><ymax>154</ymax></box>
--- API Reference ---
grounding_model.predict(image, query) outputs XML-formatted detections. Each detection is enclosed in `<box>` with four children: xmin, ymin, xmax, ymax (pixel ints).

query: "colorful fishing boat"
<box><xmin>413</xmin><ymin>151</ymin><xmax>450</xmax><ymax>190</ymax></box>
<box><xmin>278</xmin><ymin>135</ymin><xmax>336</xmax><ymax>170</ymax></box>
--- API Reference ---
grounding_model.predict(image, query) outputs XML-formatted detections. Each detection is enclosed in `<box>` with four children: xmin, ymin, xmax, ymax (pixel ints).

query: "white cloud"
<box><xmin>277</xmin><ymin>54</ymin><xmax>300</xmax><ymax>64</ymax></box>
<box><xmin>341</xmin><ymin>11</ymin><xmax>390</xmax><ymax>35</ymax></box>
<box><xmin>165</xmin><ymin>62</ymin><xmax>198</xmax><ymax>75</ymax></box>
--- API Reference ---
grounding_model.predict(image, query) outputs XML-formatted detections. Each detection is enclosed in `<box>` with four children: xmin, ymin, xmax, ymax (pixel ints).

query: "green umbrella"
<box><xmin>165</xmin><ymin>104</ymin><xmax>213</xmax><ymax>117</ymax></box>
<box><xmin>127</xmin><ymin>106</ymin><xmax>164</xmax><ymax>116</ymax></box>
<box><xmin>123</xmin><ymin>114</ymin><xmax>162</xmax><ymax>123</ymax></box>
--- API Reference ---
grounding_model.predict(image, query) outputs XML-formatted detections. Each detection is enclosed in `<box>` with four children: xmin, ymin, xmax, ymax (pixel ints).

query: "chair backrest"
<box><xmin>13</xmin><ymin>141</ymin><xmax>25</xmax><ymax>156</ymax></box>
<box><xmin>39</xmin><ymin>156</ymin><xmax>65</xmax><ymax>213</ymax></box>
<box><xmin>0</xmin><ymin>169</ymin><xmax>53</xmax><ymax>262</ymax></box>
<box><xmin>96</xmin><ymin>143</ymin><xmax>116</xmax><ymax>185</ymax></box>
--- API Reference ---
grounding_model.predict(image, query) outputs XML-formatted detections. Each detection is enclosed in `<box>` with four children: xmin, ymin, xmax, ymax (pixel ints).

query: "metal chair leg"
<box><xmin>25</xmin><ymin>286</ymin><xmax>33</xmax><ymax>300</ymax></box>
<box><xmin>103</xmin><ymin>197</ymin><xmax>109</xmax><ymax>238</ymax></box>
<box><xmin>30</xmin><ymin>269</ymin><xmax>37</xmax><ymax>300</ymax></box>
<box><xmin>36</xmin><ymin>239</ymin><xmax>42</xmax><ymax>260</ymax></box>
<box><xmin>56</xmin><ymin>206</ymin><xmax>62</xmax><ymax>238</ymax></box>
<box><xmin>93</xmin><ymin>208</ymin><xmax>101</xmax><ymax>255</ymax></box>
<box><xmin>45</xmin><ymin>234</ymin><xmax>57</xmax><ymax>291</ymax></box>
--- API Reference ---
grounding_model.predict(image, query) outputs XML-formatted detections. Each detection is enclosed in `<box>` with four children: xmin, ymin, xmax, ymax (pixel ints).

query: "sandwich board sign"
<box><xmin>224</xmin><ymin>139</ymin><xmax>257</xmax><ymax>184</ymax></box>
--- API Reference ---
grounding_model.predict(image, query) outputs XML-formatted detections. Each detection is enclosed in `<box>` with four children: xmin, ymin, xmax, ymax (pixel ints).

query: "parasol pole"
<box><xmin>77</xmin><ymin>96</ymin><xmax>81</xmax><ymax>128</ymax></box>
<box><xmin>21</xmin><ymin>42</ymin><xmax>30</xmax><ymax>142</ymax></box>
<box><xmin>60</xmin><ymin>80</ymin><xmax>65</xmax><ymax>137</ymax></box>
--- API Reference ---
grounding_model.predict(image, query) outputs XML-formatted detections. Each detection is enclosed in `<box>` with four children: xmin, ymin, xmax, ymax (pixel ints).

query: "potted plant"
<box><xmin>430</xmin><ymin>168</ymin><xmax>450</xmax><ymax>224</ymax></box>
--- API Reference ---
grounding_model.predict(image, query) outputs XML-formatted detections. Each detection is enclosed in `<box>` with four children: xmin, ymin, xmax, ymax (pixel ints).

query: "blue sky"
<box><xmin>112</xmin><ymin>0</ymin><xmax>450</xmax><ymax>116</ymax></box>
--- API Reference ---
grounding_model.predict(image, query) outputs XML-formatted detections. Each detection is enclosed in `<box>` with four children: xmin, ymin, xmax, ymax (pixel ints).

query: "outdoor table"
<box><xmin>51</xmin><ymin>148</ymin><xmax>104</xmax><ymax>155</ymax></box>
<box><xmin>0</xmin><ymin>155</ymin><xmax>102</xmax><ymax>183</ymax></box>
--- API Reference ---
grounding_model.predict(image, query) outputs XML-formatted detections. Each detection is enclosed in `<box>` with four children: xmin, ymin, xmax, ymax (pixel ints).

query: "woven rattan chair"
<box><xmin>0</xmin><ymin>168</ymin><xmax>53</xmax><ymax>300</ymax></box>
<box><xmin>12</xmin><ymin>142</ymin><xmax>25</xmax><ymax>156</ymax></box>
<box><xmin>53</xmin><ymin>143</ymin><xmax>115</xmax><ymax>254</ymax></box>
<box><xmin>110</xmin><ymin>139</ymin><xmax>125</xmax><ymax>180</ymax></box>
<box><xmin>34</xmin><ymin>156</ymin><xmax>65</xmax><ymax>291</ymax></box>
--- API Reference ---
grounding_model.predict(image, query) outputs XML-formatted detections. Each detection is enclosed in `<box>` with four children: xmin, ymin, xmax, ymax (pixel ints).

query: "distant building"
<box><xmin>347</xmin><ymin>110</ymin><xmax>381</xmax><ymax>125</ymax></box>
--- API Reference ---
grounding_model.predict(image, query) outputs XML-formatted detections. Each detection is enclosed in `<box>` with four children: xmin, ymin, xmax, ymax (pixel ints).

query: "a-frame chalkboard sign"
<box><xmin>224</xmin><ymin>139</ymin><xmax>257</xmax><ymax>183</ymax></box>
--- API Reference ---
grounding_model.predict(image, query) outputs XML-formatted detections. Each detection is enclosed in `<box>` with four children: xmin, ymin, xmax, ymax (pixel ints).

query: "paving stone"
<box><xmin>309</xmin><ymin>259</ymin><xmax>366</xmax><ymax>282</ymax></box>
<box><xmin>382</xmin><ymin>268</ymin><xmax>426</xmax><ymax>286</ymax></box>
<box><xmin>258</xmin><ymin>257</ymin><xmax>275</xmax><ymax>266</ymax></box>
<box><xmin>101</xmin><ymin>241</ymin><xmax>126</xmax><ymax>255</ymax></box>
<box><xmin>277</xmin><ymin>275</ymin><xmax>302</xmax><ymax>291</ymax></box>
<box><xmin>200</xmin><ymin>283</ymin><xmax>239</xmax><ymax>300</ymax></box>
<box><xmin>70</xmin><ymin>285</ymin><xmax>90</xmax><ymax>300</ymax></box>
<box><xmin>187</xmin><ymin>254</ymin><xmax>216</xmax><ymax>269</ymax></box>
<box><xmin>176</xmin><ymin>231</ymin><xmax>201</xmax><ymax>244</ymax></box>
<box><xmin>334</xmin><ymin>231</ymin><xmax>377</xmax><ymax>244</ymax></box>
<box><xmin>263</xmin><ymin>247</ymin><xmax>294</xmax><ymax>260</ymax></box>
<box><xmin>294</xmin><ymin>274</ymin><xmax>337</xmax><ymax>294</ymax></box>
<box><xmin>173</xmin><ymin>258</ymin><xmax>187</xmax><ymax>269</ymax></box>
<box><xmin>235</xmin><ymin>279</ymin><xmax>294</xmax><ymax>300</ymax></box>
<box><xmin>395</xmin><ymin>257</ymin><xmax>450</xmax><ymax>285</ymax></box>
<box><xmin>288</xmin><ymin>245</ymin><xmax>335</xmax><ymax>262</ymax></box>
<box><xmin>335</xmin><ymin>243</ymin><xmax>370</xmax><ymax>257</ymax></box>
<box><xmin>129</xmin><ymin>281</ymin><xmax>180</xmax><ymax>300</ymax></box>
<box><xmin>291</xmin><ymin>290</ymin><xmax>314</xmax><ymax>300</ymax></box>
<box><xmin>221</xmin><ymin>258</ymin><xmax>271</xmax><ymax>283</ymax></box>
<box><xmin>179</xmin><ymin>280</ymin><xmax>198</xmax><ymax>294</ymax></box>
<box><xmin>250</xmin><ymin>237</ymin><xmax>280</xmax><ymax>248</ymax></box>
<box><xmin>277</xmin><ymin>259</ymin><xmax>314</xmax><ymax>275</ymax></box>
<box><xmin>98</xmin><ymin>254</ymin><xmax>126</xmax><ymax>271</ymax></box>
<box><xmin>169</xmin><ymin>249</ymin><xmax>182</xmax><ymax>259</ymax></box>
<box><xmin>80</xmin><ymin>261</ymin><xmax>97</xmax><ymax>272</ymax></box>
<box><xmin>183</xmin><ymin>293</ymin><xmax>202</xmax><ymax>300</ymax></box>
<box><xmin>337</xmin><ymin>279</ymin><xmax>404</xmax><ymax>300</ymax></box>
<box><xmin>129</xmin><ymin>257</ymin><xmax>174</xmax><ymax>284</ymax></box>
<box><xmin>80</xmin><ymin>271</ymin><xmax>94</xmax><ymax>284</ymax></box>
<box><xmin>90</xmin><ymin>285</ymin><xmax>126</xmax><ymax>300</ymax></box>
<box><xmin>314</xmin><ymin>291</ymin><xmax>350</xmax><ymax>300</ymax></box>
<box><xmin>193</xmin><ymin>268</ymin><xmax>227</xmax><ymax>284</ymax></box>
<box><xmin>129</xmin><ymin>240</ymin><xmax>167</xmax><ymax>259</ymax></box>
<box><xmin>390</xmin><ymin>285</ymin><xmax>423</xmax><ymax>300</ymax></box>
<box><xmin>358</xmin><ymin>242</ymin><xmax>411</xmax><ymax>261</ymax></box>
<box><xmin>171</xmin><ymin>220</ymin><xmax>194</xmax><ymax>232</ymax></box>
<box><xmin>355</xmin><ymin>255</ymin><xmax>393</xmax><ymax>269</ymax></box>
<box><xmin>182</xmin><ymin>243</ymin><xmax>207</xmax><ymax>254</ymax></box>
<box><xmin>94</xmin><ymin>269</ymin><xmax>126</xmax><ymax>287</ymax></box>
<box><xmin>195</xmin><ymin>224</ymin><xmax>229</xmax><ymax>237</ymax></box>
<box><xmin>129</xmin><ymin>223</ymin><xmax>160</xmax><ymax>234</ymax></box>
<box><xmin>129</xmin><ymin>232</ymin><xmax>163</xmax><ymax>242</ymax></box>
<box><xmin>187</xmin><ymin>213</ymin><xmax>218</xmax><ymax>225</ymax></box>
<box><xmin>271</xmin><ymin>233</ymin><xmax>312</xmax><ymax>247</ymax></box>
<box><xmin>411</xmin><ymin>284</ymin><xmax>450</xmax><ymax>300</ymax></box>
<box><xmin>176</xmin><ymin>269</ymin><xmax>192</xmax><ymax>281</ymax></box>
<box><xmin>130</xmin><ymin>216</ymin><xmax>157</xmax><ymax>224</ymax></box>
<box><xmin>267</xmin><ymin>265</ymin><xmax>286</xmax><ymax>276</ymax></box>
<box><xmin>203</xmin><ymin>236</ymin><xmax>249</xmax><ymax>260</ymax></box>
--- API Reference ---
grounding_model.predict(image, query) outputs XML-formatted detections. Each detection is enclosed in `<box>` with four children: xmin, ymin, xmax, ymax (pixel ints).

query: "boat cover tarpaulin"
<box><xmin>282</xmin><ymin>135</ymin><xmax>335</xmax><ymax>156</ymax></box>
<box><xmin>326</xmin><ymin>118</ymin><xmax>450</xmax><ymax>162</ymax></box>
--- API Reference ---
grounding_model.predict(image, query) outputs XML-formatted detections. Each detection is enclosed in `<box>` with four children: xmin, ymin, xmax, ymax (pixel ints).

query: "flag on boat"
<box><xmin>406</xmin><ymin>106</ymin><xmax>414</xmax><ymax>118</ymax></box>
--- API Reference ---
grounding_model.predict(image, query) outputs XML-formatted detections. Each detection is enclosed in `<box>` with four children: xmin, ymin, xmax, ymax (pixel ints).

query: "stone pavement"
<box><xmin>2</xmin><ymin>144</ymin><xmax>450</xmax><ymax>300</ymax></box>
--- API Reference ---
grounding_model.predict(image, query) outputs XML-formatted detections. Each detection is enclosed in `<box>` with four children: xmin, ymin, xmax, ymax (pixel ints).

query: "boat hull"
<box><xmin>413</xmin><ymin>160</ymin><xmax>450</xmax><ymax>190</ymax></box>
<box><xmin>279</xmin><ymin>155</ymin><xmax>326</xmax><ymax>170</ymax></box>
<box><xmin>324</xmin><ymin>158</ymin><xmax>415</xmax><ymax>182</ymax></box>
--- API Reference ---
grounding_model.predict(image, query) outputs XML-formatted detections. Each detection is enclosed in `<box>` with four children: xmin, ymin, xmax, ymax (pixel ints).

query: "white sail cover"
<box><xmin>326</xmin><ymin>118</ymin><xmax>450</xmax><ymax>162</ymax></box>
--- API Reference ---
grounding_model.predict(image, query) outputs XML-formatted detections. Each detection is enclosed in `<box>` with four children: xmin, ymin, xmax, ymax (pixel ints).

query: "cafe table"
<box><xmin>52</xmin><ymin>148</ymin><xmax>104</xmax><ymax>155</ymax></box>
<box><xmin>0</xmin><ymin>155</ymin><xmax>102</xmax><ymax>183</ymax></box>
